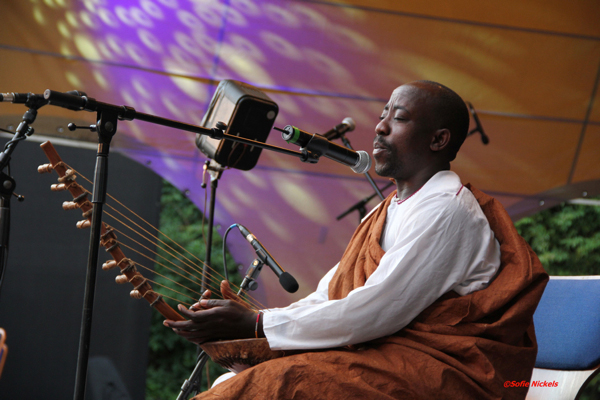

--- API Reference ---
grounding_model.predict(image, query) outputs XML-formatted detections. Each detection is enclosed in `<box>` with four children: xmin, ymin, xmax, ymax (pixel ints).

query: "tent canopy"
<box><xmin>1</xmin><ymin>0</ymin><xmax>598</xmax><ymax>306</ymax></box>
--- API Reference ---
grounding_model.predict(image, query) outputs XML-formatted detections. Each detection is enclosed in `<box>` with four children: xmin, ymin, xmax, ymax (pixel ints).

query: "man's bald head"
<box><xmin>399</xmin><ymin>80</ymin><xmax>470</xmax><ymax>161</ymax></box>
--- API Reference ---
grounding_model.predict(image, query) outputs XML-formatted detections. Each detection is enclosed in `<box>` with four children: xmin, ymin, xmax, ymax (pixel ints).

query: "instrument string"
<box><xmin>111</xmin><ymin>232</ymin><xmax>203</xmax><ymax>295</ymax></box>
<box><xmin>107</xmin><ymin>194</ymin><xmax>212</xmax><ymax>274</ymax></box>
<box><xmin>75</xmin><ymin>173</ymin><xmax>227</xmax><ymax>287</ymax></box>
<box><xmin>68</xmin><ymin>166</ymin><xmax>266</xmax><ymax>311</ymax></box>
<box><xmin>132</xmin><ymin>262</ymin><xmax>199</xmax><ymax>305</ymax></box>
<box><xmin>103</xmin><ymin>208</ymin><xmax>264</xmax><ymax>310</ymax></box>
<box><xmin>103</xmin><ymin>210</ymin><xmax>205</xmax><ymax>287</ymax></box>
<box><xmin>105</xmin><ymin>212</ymin><xmax>264</xmax><ymax>311</ymax></box>
<box><xmin>104</xmin><ymin>211</ymin><xmax>250</xmax><ymax>308</ymax></box>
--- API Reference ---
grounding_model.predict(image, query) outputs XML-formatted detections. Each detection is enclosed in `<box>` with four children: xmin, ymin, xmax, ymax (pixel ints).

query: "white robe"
<box><xmin>263</xmin><ymin>171</ymin><xmax>501</xmax><ymax>350</ymax></box>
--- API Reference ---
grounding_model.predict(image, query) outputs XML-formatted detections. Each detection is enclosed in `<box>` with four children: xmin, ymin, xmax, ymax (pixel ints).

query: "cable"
<box><xmin>222</xmin><ymin>224</ymin><xmax>237</xmax><ymax>282</ymax></box>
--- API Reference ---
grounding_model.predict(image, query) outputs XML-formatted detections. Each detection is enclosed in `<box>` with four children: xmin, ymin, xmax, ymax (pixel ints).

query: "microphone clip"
<box><xmin>208</xmin><ymin>121</ymin><xmax>227</xmax><ymax>140</ymax></box>
<box><xmin>298</xmin><ymin>134</ymin><xmax>332</xmax><ymax>164</ymax></box>
<box><xmin>239</xmin><ymin>258</ymin><xmax>264</xmax><ymax>297</ymax></box>
<box><xmin>299</xmin><ymin>148</ymin><xmax>320</xmax><ymax>164</ymax></box>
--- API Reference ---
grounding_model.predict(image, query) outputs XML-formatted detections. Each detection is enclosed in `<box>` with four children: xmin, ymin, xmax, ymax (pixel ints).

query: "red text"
<box><xmin>504</xmin><ymin>380</ymin><xmax>559</xmax><ymax>388</ymax></box>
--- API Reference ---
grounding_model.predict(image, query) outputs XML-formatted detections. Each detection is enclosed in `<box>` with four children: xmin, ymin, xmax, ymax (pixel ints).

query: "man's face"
<box><xmin>373</xmin><ymin>84</ymin><xmax>436</xmax><ymax>180</ymax></box>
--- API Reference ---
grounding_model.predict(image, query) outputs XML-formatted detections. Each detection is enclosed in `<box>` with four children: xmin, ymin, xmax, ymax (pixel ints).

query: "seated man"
<box><xmin>164</xmin><ymin>80</ymin><xmax>548</xmax><ymax>400</ymax></box>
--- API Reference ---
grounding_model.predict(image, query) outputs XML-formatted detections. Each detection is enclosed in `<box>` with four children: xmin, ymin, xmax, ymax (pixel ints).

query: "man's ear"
<box><xmin>430</xmin><ymin>128</ymin><xmax>451</xmax><ymax>152</ymax></box>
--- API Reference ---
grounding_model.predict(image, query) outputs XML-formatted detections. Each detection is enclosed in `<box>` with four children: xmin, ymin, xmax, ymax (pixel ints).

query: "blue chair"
<box><xmin>526</xmin><ymin>276</ymin><xmax>600</xmax><ymax>400</ymax></box>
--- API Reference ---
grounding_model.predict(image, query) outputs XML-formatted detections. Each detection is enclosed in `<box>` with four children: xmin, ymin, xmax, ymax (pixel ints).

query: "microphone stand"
<box><xmin>200</xmin><ymin>159</ymin><xmax>225</xmax><ymax>294</ymax></box>
<box><xmin>180</xmin><ymin>159</ymin><xmax>224</xmax><ymax>400</ymax></box>
<box><xmin>37</xmin><ymin>89</ymin><xmax>345</xmax><ymax>400</ymax></box>
<box><xmin>337</xmin><ymin>134</ymin><xmax>384</xmax><ymax>201</ymax></box>
<box><xmin>0</xmin><ymin>95</ymin><xmax>47</xmax><ymax>297</ymax></box>
<box><xmin>42</xmin><ymin>90</ymin><xmax>313</xmax><ymax>162</ymax></box>
<box><xmin>336</xmin><ymin>181</ymin><xmax>395</xmax><ymax>223</ymax></box>
<box><xmin>331</xmin><ymin>132</ymin><xmax>389</xmax><ymax>223</ymax></box>
<box><xmin>73</xmin><ymin>105</ymin><xmax>121</xmax><ymax>400</ymax></box>
<box><xmin>176</xmin><ymin>258</ymin><xmax>265</xmax><ymax>400</ymax></box>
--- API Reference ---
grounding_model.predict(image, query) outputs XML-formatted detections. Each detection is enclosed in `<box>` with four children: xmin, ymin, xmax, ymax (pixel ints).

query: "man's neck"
<box><xmin>395</xmin><ymin>165</ymin><xmax>449</xmax><ymax>201</ymax></box>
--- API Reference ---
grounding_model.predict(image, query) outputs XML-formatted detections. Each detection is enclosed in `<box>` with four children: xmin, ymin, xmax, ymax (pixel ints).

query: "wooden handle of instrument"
<box><xmin>40</xmin><ymin>141</ymin><xmax>185</xmax><ymax>322</ymax></box>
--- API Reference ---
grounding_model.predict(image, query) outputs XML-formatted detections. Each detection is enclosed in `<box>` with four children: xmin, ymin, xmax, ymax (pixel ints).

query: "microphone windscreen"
<box><xmin>279</xmin><ymin>272</ymin><xmax>299</xmax><ymax>293</ymax></box>
<box><xmin>351</xmin><ymin>151</ymin><xmax>372</xmax><ymax>174</ymax></box>
<box><xmin>342</xmin><ymin>117</ymin><xmax>356</xmax><ymax>131</ymax></box>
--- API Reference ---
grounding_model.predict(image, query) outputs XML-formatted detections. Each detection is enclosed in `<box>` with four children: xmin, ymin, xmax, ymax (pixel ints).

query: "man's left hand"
<box><xmin>164</xmin><ymin>292</ymin><xmax>258</xmax><ymax>344</ymax></box>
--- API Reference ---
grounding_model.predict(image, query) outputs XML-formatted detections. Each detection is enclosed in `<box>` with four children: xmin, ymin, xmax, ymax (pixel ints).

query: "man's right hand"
<box><xmin>164</xmin><ymin>280</ymin><xmax>261</xmax><ymax>344</ymax></box>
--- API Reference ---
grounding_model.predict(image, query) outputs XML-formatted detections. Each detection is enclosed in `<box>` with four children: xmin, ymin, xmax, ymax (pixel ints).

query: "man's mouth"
<box><xmin>373</xmin><ymin>142</ymin><xmax>388</xmax><ymax>156</ymax></box>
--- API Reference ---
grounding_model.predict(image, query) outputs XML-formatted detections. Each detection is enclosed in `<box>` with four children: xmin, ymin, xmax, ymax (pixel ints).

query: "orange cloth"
<box><xmin>195</xmin><ymin>186</ymin><xmax>548</xmax><ymax>400</ymax></box>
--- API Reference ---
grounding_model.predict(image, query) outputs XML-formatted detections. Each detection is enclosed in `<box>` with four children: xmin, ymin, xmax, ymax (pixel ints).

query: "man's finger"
<box><xmin>163</xmin><ymin>319</ymin><xmax>194</xmax><ymax>329</ymax></box>
<box><xmin>199</xmin><ymin>298</ymin><xmax>229</xmax><ymax>309</ymax></box>
<box><xmin>169</xmin><ymin>328</ymin><xmax>211</xmax><ymax>344</ymax></box>
<box><xmin>220</xmin><ymin>280</ymin><xmax>245</xmax><ymax>305</ymax></box>
<box><xmin>174</xmin><ymin>300</ymin><xmax>228</xmax><ymax>320</ymax></box>
<box><xmin>190</xmin><ymin>290</ymin><xmax>213</xmax><ymax>310</ymax></box>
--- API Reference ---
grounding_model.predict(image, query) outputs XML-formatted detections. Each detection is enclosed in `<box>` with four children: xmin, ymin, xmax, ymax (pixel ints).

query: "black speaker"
<box><xmin>196</xmin><ymin>80</ymin><xmax>278</xmax><ymax>171</ymax></box>
<box><xmin>87</xmin><ymin>356</ymin><xmax>132</xmax><ymax>400</ymax></box>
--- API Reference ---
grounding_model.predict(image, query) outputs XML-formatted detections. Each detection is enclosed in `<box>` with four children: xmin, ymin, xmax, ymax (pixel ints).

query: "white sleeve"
<box><xmin>267</xmin><ymin>265</ymin><xmax>338</xmax><ymax>312</ymax></box>
<box><xmin>262</xmin><ymin>192</ymin><xmax>500</xmax><ymax>350</ymax></box>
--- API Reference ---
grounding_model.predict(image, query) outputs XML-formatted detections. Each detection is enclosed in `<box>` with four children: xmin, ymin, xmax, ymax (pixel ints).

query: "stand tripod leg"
<box><xmin>73</xmin><ymin>203</ymin><xmax>104</xmax><ymax>400</ymax></box>
<box><xmin>0</xmin><ymin>192</ymin><xmax>11</xmax><ymax>297</ymax></box>
<box><xmin>180</xmin><ymin>160</ymin><xmax>226</xmax><ymax>397</ymax></box>
<box><xmin>177</xmin><ymin>351</ymin><xmax>210</xmax><ymax>400</ymax></box>
<box><xmin>73</xmin><ymin>109</ymin><xmax>117</xmax><ymax>400</ymax></box>
<box><xmin>202</xmin><ymin>178</ymin><xmax>218</xmax><ymax>293</ymax></box>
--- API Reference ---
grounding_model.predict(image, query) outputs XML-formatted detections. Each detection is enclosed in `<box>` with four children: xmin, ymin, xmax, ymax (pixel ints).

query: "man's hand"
<box><xmin>164</xmin><ymin>281</ymin><xmax>259</xmax><ymax>344</ymax></box>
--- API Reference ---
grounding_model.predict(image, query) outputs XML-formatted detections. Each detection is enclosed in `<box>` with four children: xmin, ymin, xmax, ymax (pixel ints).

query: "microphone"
<box><xmin>44</xmin><ymin>90</ymin><xmax>89</xmax><ymax>111</ymax></box>
<box><xmin>467</xmin><ymin>102</ymin><xmax>489</xmax><ymax>145</ymax></box>
<box><xmin>236</xmin><ymin>224</ymin><xmax>299</xmax><ymax>293</ymax></box>
<box><xmin>1</xmin><ymin>91</ymin><xmax>89</xmax><ymax>111</ymax></box>
<box><xmin>280</xmin><ymin>125</ymin><xmax>371</xmax><ymax>174</ymax></box>
<box><xmin>0</xmin><ymin>92</ymin><xmax>46</xmax><ymax>104</ymax></box>
<box><xmin>322</xmin><ymin>117</ymin><xmax>356</xmax><ymax>140</ymax></box>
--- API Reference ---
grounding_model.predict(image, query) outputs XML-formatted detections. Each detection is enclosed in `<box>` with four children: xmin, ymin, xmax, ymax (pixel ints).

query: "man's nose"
<box><xmin>375</xmin><ymin>119</ymin><xmax>388</xmax><ymax>136</ymax></box>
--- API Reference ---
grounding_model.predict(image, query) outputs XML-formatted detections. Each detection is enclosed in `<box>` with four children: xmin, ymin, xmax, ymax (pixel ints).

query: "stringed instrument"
<box><xmin>37</xmin><ymin>140</ymin><xmax>286</xmax><ymax>373</ymax></box>
<box><xmin>0</xmin><ymin>328</ymin><xmax>7</xmax><ymax>379</ymax></box>
<box><xmin>38</xmin><ymin>141</ymin><xmax>184</xmax><ymax>322</ymax></box>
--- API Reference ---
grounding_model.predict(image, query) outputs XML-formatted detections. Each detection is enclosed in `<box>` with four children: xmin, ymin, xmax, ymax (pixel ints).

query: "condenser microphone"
<box><xmin>0</xmin><ymin>92</ymin><xmax>45</xmax><ymax>104</ymax></box>
<box><xmin>1</xmin><ymin>91</ymin><xmax>88</xmax><ymax>110</ymax></box>
<box><xmin>280</xmin><ymin>125</ymin><xmax>371</xmax><ymax>174</ymax></box>
<box><xmin>237</xmin><ymin>224</ymin><xmax>299</xmax><ymax>293</ymax></box>
<box><xmin>467</xmin><ymin>102</ymin><xmax>489</xmax><ymax>145</ymax></box>
<box><xmin>322</xmin><ymin>117</ymin><xmax>356</xmax><ymax>140</ymax></box>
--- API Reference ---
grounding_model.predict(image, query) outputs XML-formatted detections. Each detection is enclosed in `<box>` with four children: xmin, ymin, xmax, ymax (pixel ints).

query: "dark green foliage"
<box><xmin>515</xmin><ymin>200</ymin><xmax>600</xmax><ymax>400</ymax></box>
<box><xmin>515</xmin><ymin>200</ymin><xmax>600</xmax><ymax>276</ymax></box>
<box><xmin>580</xmin><ymin>373</ymin><xmax>600</xmax><ymax>400</ymax></box>
<box><xmin>145</xmin><ymin>182</ymin><xmax>240</xmax><ymax>399</ymax></box>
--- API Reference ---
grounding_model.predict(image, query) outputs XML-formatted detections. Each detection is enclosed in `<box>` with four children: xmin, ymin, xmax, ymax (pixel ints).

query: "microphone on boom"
<box><xmin>467</xmin><ymin>102</ymin><xmax>489</xmax><ymax>145</ymax></box>
<box><xmin>322</xmin><ymin>117</ymin><xmax>356</xmax><ymax>141</ymax></box>
<box><xmin>280</xmin><ymin>125</ymin><xmax>371</xmax><ymax>174</ymax></box>
<box><xmin>0</xmin><ymin>92</ymin><xmax>46</xmax><ymax>104</ymax></box>
<box><xmin>237</xmin><ymin>224</ymin><xmax>299</xmax><ymax>293</ymax></box>
<box><xmin>1</xmin><ymin>90</ymin><xmax>88</xmax><ymax>111</ymax></box>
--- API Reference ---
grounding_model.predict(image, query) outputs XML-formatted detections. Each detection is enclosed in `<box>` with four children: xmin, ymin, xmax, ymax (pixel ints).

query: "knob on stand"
<box><xmin>67</xmin><ymin>123</ymin><xmax>97</xmax><ymax>132</ymax></box>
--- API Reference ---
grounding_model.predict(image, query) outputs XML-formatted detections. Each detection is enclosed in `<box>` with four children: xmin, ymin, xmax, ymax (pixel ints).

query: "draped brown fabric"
<box><xmin>195</xmin><ymin>185</ymin><xmax>548</xmax><ymax>400</ymax></box>
<box><xmin>327</xmin><ymin>192</ymin><xmax>393</xmax><ymax>300</ymax></box>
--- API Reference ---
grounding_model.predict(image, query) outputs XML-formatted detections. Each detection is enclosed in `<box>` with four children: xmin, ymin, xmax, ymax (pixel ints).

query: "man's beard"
<box><xmin>374</xmin><ymin>154</ymin><xmax>401</xmax><ymax>178</ymax></box>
